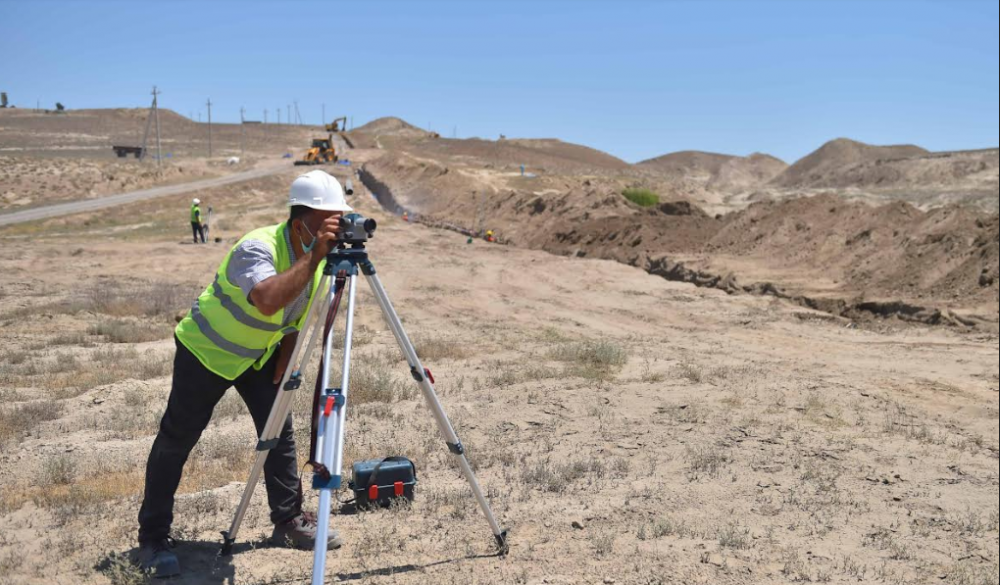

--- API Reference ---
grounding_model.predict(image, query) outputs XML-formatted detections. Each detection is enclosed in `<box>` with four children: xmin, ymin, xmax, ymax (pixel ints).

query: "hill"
<box><xmin>0</xmin><ymin>107</ymin><xmax>322</xmax><ymax>159</ymax></box>
<box><xmin>637</xmin><ymin>150</ymin><xmax>788</xmax><ymax>192</ymax></box>
<box><xmin>772</xmin><ymin>138</ymin><xmax>929</xmax><ymax>188</ymax></box>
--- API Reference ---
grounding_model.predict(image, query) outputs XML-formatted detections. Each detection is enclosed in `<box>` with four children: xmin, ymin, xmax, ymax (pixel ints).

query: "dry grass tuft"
<box><xmin>0</xmin><ymin>402</ymin><xmax>66</xmax><ymax>446</ymax></box>
<box><xmin>718</xmin><ymin>523</ymin><xmax>753</xmax><ymax>550</ymax></box>
<box><xmin>520</xmin><ymin>457</ymin><xmax>607</xmax><ymax>493</ymax></box>
<box><xmin>550</xmin><ymin>340</ymin><xmax>628</xmax><ymax>381</ymax></box>
<box><xmin>100</xmin><ymin>553</ymin><xmax>150</xmax><ymax>585</ymax></box>
<box><xmin>685</xmin><ymin>444</ymin><xmax>733</xmax><ymax>479</ymax></box>
<box><xmin>637</xmin><ymin>516</ymin><xmax>688</xmax><ymax>540</ymax></box>
<box><xmin>0</xmin><ymin>280</ymin><xmax>192</xmax><ymax>322</ymax></box>
<box><xmin>343</xmin><ymin>351</ymin><xmax>413</xmax><ymax>405</ymax></box>
<box><xmin>88</xmin><ymin>319</ymin><xmax>170</xmax><ymax>344</ymax></box>
<box><xmin>42</xmin><ymin>454</ymin><xmax>77</xmax><ymax>486</ymax></box>
<box><xmin>672</xmin><ymin>361</ymin><xmax>704</xmax><ymax>384</ymax></box>
<box><xmin>415</xmin><ymin>336</ymin><xmax>473</xmax><ymax>361</ymax></box>
<box><xmin>0</xmin><ymin>346</ymin><xmax>171</xmax><ymax>397</ymax></box>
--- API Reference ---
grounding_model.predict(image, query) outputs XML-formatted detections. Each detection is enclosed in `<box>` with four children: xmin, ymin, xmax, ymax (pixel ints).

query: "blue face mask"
<box><xmin>299</xmin><ymin>222</ymin><xmax>317</xmax><ymax>253</ymax></box>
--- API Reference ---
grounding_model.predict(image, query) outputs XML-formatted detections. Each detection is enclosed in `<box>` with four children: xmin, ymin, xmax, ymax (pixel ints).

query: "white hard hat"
<box><xmin>289</xmin><ymin>170</ymin><xmax>353</xmax><ymax>213</ymax></box>
<box><xmin>192</xmin><ymin>198</ymin><xmax>201</xmax><ymax>205</ymax></box>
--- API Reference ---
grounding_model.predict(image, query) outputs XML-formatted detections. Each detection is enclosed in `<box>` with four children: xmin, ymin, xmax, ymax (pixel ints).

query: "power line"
<box><xmin>206</xmin><ymin>98</ymin><xmax>213</xmax><ymax>157</ymax></box>
<box><xmin>240</xmin><ymin>106</ymin><xmax>246</xmax><ymax>158</ymax></box>
<box><xmin>153</xmin><ymin>87</ymin><xmax>162</xmax><ymax>168</ymax></box>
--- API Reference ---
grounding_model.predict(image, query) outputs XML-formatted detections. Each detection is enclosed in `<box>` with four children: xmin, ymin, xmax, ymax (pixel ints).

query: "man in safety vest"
<box><xmin>190</xmin><ymin>198</ymin><xmax>206</xmax><ymax>244</ymax></box>
<box><xmin>138</xmin><ymin>171</ymin><xmax>350</xmax><ymax>577</ymax></box>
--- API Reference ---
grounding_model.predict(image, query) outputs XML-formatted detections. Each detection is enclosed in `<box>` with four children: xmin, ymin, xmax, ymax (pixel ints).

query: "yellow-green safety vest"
<box><xmin>190</xmin><ymin>204</ymin><xmax>201</xmax><ymax>223</ymax></box>
<box><xmin>175</xmin><ymin>222</ymin><xmax>326</xmax><ymax>380</ymax></box>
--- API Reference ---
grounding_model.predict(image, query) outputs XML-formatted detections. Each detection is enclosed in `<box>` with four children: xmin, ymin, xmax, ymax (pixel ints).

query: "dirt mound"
<box><xmin>638</xmin><ymin>150</ymin><xmax>739</xmax><ymax>176</ymax></box>
<box><xmin>352</xmin><ymin>117</ymin><xmax>433</xmax><ymax>139</ymax></box>
<box><xmin>362</xmin><ymin>149</ymin><xmax>997</xmax><ymax>321</ymax></box>
<box><xmin>711</xmin><ymin>153</ymin><xmax>789</xmax><ymax>191</ymax></box>
<box><xmin>503</xmin><ymin>138</ymin><xmax>631</xmax><ymax>171</ymax></box>
<box><xmin>637</xmin><ymin>150</ymin><xmax>787</xmax><ymax>192</ymax></box>
<box><xmin>707</xmin><ymin>194</ymin><xmax>999</xmax><ymax>306</ymax></box>
<box><xmin>772</xmin><ymin>138</ymin><xmax>929</xmax><ymax>188</ymax></box>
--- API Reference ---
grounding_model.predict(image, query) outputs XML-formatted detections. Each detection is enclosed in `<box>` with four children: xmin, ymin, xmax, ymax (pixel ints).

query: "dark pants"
<box><xmin>192</xmin><ymin>222</ymin><xmax>205</xmax><ymax>243</ymax></box>
<box><xmin>138</xmin><ymin>337</ymin><xmax>301</xmax><ymax>544</ymax></box>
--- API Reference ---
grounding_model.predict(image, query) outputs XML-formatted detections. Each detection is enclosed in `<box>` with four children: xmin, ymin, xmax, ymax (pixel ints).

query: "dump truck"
<box><xmin>295</xmin><ymin>134</ymin><xmax>337</xmax><ymax>166</ymax></box>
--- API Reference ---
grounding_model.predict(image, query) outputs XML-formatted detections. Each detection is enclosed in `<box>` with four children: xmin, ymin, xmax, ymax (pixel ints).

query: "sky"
<box><xmin>1</xmin><ymin>0</ymin><xmax>997</xmax><ymax>163</ymax></box>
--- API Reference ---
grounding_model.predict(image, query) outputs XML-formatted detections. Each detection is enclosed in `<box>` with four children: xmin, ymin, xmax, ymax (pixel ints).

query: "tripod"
<box><xmin>221</xmin><ymin>238</ymin><xmax>509</xmax><ymax>584</ymax></box>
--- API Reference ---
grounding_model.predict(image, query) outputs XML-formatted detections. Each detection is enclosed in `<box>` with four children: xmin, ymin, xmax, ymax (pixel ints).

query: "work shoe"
<box><xmin>272</xmin><ymin>512</ymin><xmax>344</xmax><ymax>550</ymax></box>
<box><xmin>137</xmin><ymin>538</ymin><xmax>181</xmax><ymax>579</ymax></box>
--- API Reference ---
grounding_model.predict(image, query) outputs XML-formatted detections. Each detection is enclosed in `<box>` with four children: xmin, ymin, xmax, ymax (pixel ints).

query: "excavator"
<box><xmin>325</xmin><ymin>116</ymin><xmax>348</xmax><ymax>132</ymax></box>
<box><xmin>295</xmin><ymin>133</ymin><xmax>337</xmax><ymax>166</ymax></box>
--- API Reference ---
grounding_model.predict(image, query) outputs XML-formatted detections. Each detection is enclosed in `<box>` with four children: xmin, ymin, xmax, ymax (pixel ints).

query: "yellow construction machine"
<box><xmin>295</xmin><ymin>133</ymin><xmax>337</xmax><ymax>166</ymax></box>
<box><xmin>325</xmin><ymin>117</ymin><xmax>348</xmax><ymax>133</ymax></box>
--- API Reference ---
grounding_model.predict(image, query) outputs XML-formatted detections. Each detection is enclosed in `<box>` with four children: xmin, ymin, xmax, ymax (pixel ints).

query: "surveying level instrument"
<box><xmin>221</xmin><ymin>214</ymin><xmax>509</xmax><ymax>584</ymax></box>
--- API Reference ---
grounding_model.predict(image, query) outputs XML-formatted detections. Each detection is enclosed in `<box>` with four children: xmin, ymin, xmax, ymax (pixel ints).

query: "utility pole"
<box><xmin>322</xmin><ymin>103</ymin><xmax>325</xmax><ymax>126</ymax></box>
<box><xmin>264</xmin><ymin>109</ymin><xmax>268</xmax><ymax>125</ymax></box>
<box><xmin>206</xmin><ymin>98</ymin><xmax>213</xmax><ymax>158</ymax></box>
<box><xmin>153</xmin><ymin>86</ymin><xmax>162</xmax><ymax>169</ymax></box>
<box><xmin>277</xmin><ymin>108</ymin><xmax>281</xmax><ymax>125</ymax></box>
<box><xmin>240</xmin><ymin>106</ymin><xmax>246</xmax><ymax>158</ymax></box>
<box><xmin>287</xmin><ymin>105</ymin><xmax>291</xmax><ymax>126</ymax></box>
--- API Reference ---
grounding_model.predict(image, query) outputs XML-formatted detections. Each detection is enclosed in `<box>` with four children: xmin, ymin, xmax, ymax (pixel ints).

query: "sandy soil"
<box><xmin>1</xmin><ymin>107</ymin><xmax>350</xmax><ymax>215</ymax></box>
<box><xmin>1</xmin><ymin>165</ymin><xmax>998</xmax><ymax>585</ymax></box>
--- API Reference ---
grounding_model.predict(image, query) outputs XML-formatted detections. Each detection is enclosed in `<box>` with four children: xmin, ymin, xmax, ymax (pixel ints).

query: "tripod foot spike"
<box><xmin>220</xmin><ymin>531</ymin><xmax>235</xmax><ymax>556</ymax></box>
<box><xmin>495</xmin><ymin>530</ymin><xmax>510</xmax><ymax>556</ymax></box>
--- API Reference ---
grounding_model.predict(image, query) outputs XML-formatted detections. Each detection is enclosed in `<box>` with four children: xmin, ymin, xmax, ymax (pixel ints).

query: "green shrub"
<box><xmin>623</xmin><ymin>188</ymin><xmax>660</xmax><ymax>207</ymax></box>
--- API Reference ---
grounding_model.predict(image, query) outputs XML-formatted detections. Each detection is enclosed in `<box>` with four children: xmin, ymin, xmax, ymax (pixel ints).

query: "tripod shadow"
<box><xmin>335</xmin><ymin>551</ymin><xmax>505</xmax><ymax>582</ymax></box>
<box><xmin>98</xmin><ymin>539</ymin><xmax>257</xmax><ymax>584</ymax></box>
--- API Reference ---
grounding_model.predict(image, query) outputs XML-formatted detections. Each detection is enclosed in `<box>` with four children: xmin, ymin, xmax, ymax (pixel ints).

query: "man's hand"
<box><xmin>312</xmin><ymin>214</ymin><xmax>343</xmax><ymax>260</ymax></box>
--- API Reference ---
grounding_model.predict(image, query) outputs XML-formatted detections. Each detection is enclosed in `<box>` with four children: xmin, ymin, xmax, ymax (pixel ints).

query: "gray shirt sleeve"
<box><xmin>226</xmin><ymin>240</ymin><xmax>277</xmax><ymax>304</ymax></box>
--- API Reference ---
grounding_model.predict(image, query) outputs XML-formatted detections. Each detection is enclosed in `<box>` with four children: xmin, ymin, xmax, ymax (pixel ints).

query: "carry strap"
<box><xmin>369</xmin><ymin>457</ymin><xmax>417</xmax><ymax>488</ymax></box>
<box><xmin>307</xmin><ymin>271</ymin><xmax>348</xmax><ymax>481</ymax></box>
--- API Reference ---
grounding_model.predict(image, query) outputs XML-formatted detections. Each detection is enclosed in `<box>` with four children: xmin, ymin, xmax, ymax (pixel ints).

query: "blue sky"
<box><xmin>1</xmin><ymin>0</ymin><xmax>997</xmax><ymax>163</ymax></box>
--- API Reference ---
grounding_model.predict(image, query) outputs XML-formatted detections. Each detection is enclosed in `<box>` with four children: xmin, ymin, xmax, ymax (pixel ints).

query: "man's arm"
<box><xmin>273</xmin><ymin>332</ymin><xmax>298</xmax><ymax>384</ymax></box>
<box><xmin>249</xmin><ymin>253</ymin><xmax>321</xmax><ymax>316</ymax></box>
<box><xmin>249</xmin><ymin>215</ymin><xmax>341</xmax><ymax>316</ymax></box>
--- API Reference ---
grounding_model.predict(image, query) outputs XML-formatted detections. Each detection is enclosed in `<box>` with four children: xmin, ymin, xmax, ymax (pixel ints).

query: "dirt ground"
<box><xmin>2</xmin><ymin>160</ymin><xmax>998</xmax><ymax>585</ymax></box>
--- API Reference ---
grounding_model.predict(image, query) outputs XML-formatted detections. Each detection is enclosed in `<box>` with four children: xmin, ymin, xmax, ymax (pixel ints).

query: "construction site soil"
<box><xmin>350</xmin><ymin>120</ymin><xmax>998</xmax><ymax>329</ymax></box>
<box><xmin>1</xmin><ymin>109</ymin><xmax>998</xmax><ymax>585</ymax></box>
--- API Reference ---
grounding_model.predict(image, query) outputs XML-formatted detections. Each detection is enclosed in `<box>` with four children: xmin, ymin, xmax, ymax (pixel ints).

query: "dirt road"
<box><xmin>0</xmin><ymin>162</ymin><xmax>293</xmax><ymax>227</ymax></box>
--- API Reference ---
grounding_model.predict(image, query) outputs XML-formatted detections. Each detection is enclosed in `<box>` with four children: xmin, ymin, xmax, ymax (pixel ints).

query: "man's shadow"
<box><xmin>100</xmin><ymin>536</ymin><xmax>506</xmax><ymax>583</ymax></box>
<box><xmin>98</xmin><ymin>539</ymin><xmax>250</xmax><ymax>585</ymax></box>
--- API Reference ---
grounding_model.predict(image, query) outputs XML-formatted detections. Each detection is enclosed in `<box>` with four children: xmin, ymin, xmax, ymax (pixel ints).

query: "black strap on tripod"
<box><xmin>307</xmin><ymin>270</ymin><xmax>348</xmax><ymax>482</ymax></box>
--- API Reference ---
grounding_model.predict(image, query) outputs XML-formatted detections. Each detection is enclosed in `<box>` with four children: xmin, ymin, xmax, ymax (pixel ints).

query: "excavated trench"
<box><xmin>358</xmin><ymin>167</ymin><xmax>988</xmax><ymax>330</ymax></box>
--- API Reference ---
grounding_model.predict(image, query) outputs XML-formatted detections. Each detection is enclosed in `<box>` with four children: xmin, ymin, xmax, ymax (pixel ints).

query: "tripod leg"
<box><xmin>363</xmin><ymin>271</ymin><xmax>509</xmax><ymax>554</ymax></box>
<box><xmin>221</xmin><ymin>272</ymin><xmax>332</xmax><ymax>554</ymax></box>
<box><xmin>312</xmin><ymin>274</ymin><xmax>358</xmax><ymax>585</ymax></box>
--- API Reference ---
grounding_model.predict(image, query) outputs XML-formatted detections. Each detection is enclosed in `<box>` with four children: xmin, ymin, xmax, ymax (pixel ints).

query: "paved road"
<box><xmin>0</xmin><ymin>162</ymin><xmax>294</xmax><ymax>227</ymax></box>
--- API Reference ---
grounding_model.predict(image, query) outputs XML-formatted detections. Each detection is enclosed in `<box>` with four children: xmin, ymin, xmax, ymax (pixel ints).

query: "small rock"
<box><xmin>571</xmin><ymin>520</ymin><xmax>586</xmax><ymax>530</ymax></box>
